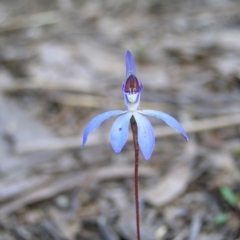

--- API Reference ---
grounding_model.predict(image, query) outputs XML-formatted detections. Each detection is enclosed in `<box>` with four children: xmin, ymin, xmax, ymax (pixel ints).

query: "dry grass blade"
<box><xmin>53</xmin><ymin>93</ymin><xmax>170</xmax><ymax>110</ymax></box>
<box><xmin>16</xmin><ymin>113</ymin><xmax>240</xmax><ymax>154</ymax></box>
<box><xmin>0</xmin><ymin>79</ymin><xmax>94</xmax><ymax>94</ymax></box>
<box><xmin>0</xmin><ymin>165</ymin><xmax>157</xmax><ymax>218</ymax></box>
<box><xmin>0</xmin><ymin>11</ymin><xmax>60</xmax><ymax>33</ymax></box>
<box><xmin>154</xmin><ymin>113</ymin><xmax>240</xmax><ymax>137</ymax></box>
<box><xmin>1</xmin><ymin>81</ymin><xmax>170</xmax><ymax>110</ymax></box>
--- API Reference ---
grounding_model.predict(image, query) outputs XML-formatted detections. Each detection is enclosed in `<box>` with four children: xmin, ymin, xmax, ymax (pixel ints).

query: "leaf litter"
<box><xmin>1</xmin><ymin>0</ymin><xmax>240</xmax><ymax>239</ymax></box>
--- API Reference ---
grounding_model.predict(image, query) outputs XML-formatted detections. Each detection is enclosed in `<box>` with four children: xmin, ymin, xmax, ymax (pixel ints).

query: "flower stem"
<box><xmin>130</xmin><ymin>116</ymin><xmax>141</xmax><ymax>240</ymax></box>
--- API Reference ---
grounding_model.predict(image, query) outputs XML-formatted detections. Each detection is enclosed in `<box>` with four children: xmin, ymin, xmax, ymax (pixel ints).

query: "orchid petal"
<box><xmin>126</xmin><ymin>51</ymin><xmax>136</xmax><ymax>78</ymax></box>
<box><xmin>133</xmin><ymin>112</ymin><xmax>155</xmax><ymax>160</ymax></box>
<box><xmin>139</xmin><ymin>110</ymin><xmax>189</xmax><ymax>141</ymax></box>
<box><xmin>110</xmin><ymin>112</ymin><xmax>133</xmax><ymax>153</ymax></box>
<box><xmin>82</xmin><ymin>110</ymin><xmax>126</xmax><ymax>146</ymax></box>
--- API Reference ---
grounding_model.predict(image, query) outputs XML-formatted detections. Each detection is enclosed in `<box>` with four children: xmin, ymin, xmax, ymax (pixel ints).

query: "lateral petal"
<box><xmin>110</xmin><ymin>112</ymin><xmax>133</xmax><ymax>153</ymax></box>
<box><xmin>82</xmin><ymin>110</ymin><xmax>126</xmax><ymax>146</ymax></box>
<box><xmin>133</xmin><ymin>112</ymin><xmax>155</xmax><ymax>160</ymax></box>
<box><xmin>139</xmin><ymin>110</ymin><xmax>189</xmax><ymax>141</ymax></box>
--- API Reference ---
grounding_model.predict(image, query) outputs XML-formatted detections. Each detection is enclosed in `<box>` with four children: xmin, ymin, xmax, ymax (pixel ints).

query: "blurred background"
<box><xmin>1</xmin><ymin>0</ymin><xmax>240</xmax><ymax>239</ymax></box>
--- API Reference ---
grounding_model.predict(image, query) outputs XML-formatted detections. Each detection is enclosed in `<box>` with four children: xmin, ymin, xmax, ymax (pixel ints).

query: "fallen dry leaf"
<box><xmin>143</xmin><ymin>162</ymin><xmax>192</xmax><ymax>207</ymax></box>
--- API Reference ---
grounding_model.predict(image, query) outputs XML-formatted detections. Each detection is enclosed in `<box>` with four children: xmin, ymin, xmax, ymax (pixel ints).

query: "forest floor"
<box><xmin>1</xmin><ymin>0</ymin><xmax>240</xmax><ymax>239</ymax></box>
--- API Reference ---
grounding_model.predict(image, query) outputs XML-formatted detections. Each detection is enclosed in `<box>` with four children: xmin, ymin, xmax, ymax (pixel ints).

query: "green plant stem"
<box><xmin>130</xmin><ymin>116</ymin><xmax>141</xmax><ymax>240</ymax></box>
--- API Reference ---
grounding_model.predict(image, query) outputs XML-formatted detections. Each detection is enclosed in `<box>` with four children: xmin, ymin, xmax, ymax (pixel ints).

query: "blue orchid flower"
<box><xmin>82</xmin><ymin>51</ymin><xmax>188</xmax><ymax>160</ymax></box>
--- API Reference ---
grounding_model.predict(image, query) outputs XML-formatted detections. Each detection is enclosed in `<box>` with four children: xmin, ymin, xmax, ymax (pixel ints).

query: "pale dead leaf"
<box><xmin>207</xmin><ymin>151</ymin><xmax>240</xmax><ymax>186</ymax></box>
<box><xmin>143</xmin><ymin>163</ymin><xmax>192</xmax><ymax>207</ymax></box>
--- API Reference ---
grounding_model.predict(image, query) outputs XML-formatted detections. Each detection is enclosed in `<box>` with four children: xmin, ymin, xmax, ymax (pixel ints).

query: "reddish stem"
<box><xmin>130</xmin><ymin>116</ymin><xmax>141</xmax><ymax>240</ymax></box>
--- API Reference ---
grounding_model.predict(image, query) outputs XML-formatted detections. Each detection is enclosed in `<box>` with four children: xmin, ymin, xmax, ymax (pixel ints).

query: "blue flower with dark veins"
<box><xmin>82</xmin><ymin>51</ymin><xmax>188</xmax><ymax>160</ymax></box>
